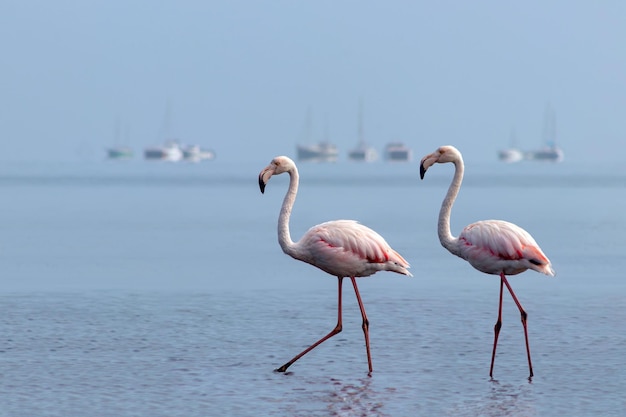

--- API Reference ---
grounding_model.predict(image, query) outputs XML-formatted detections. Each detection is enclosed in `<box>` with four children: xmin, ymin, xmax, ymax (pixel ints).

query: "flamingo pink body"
<box><xmin>259</xmin><ymin>155</ymin><xmax>411</xmax><ymax>375</ymax></box>
<box><xmin>420</xmin><ymin>145</ymin><xmax>555</xmax><ymax>379</ymax></box>
<box><xmin>289</xmin><ymin>219</ymin><xmax>411</xmax><ymax>278</ymax></box>
<box><xmin>455</xmin><ymin>220</ymin><xmax>554</xmax><ymax>277</ymax></box>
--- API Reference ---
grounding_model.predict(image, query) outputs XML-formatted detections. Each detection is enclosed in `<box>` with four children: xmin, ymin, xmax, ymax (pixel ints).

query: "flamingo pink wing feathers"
<box><xmin>458</xmin><ymin>220</ymin><xmax>555</xmax><ymax>277</ymax></box>
<box><xmin>298</xmin><ymin>220</ymin><xmax>412</xmax><ymax>278</ymax></box>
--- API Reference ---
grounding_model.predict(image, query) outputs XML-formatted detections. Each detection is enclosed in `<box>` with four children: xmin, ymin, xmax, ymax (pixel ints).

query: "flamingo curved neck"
<box><xmin>439</xmin><ymin>157</ymin><xmax>464</xmax><ymax>257</ymax></box>
<box><xmin>278</xmin><ymin>167</ymin><xmax>299</xmax><ymax>257</ymax></box>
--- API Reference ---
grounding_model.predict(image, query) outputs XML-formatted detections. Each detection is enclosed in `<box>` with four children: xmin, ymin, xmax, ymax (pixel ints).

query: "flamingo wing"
<box><xmin>297</xmin><ymin>220</ymin><xmax>412</xmax><ymax>278</ymax></box>
<box><xmin>458</xmin><ymin>220</ymin><xmax>554</xmax><ymax>276</ymax></box>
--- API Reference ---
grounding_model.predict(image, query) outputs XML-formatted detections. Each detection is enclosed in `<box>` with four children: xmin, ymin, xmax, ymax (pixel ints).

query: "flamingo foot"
<box><xmin>274</xmin><ymin>363</ymin><xmax>291</xmax><ymax>373</ymax></box>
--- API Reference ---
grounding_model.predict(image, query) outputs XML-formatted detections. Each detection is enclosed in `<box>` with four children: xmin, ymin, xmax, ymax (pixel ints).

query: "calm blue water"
<box><xmin>0</xmin><ymin>158</ymin><xmax>624</xmax><ymax>416</ymax></box>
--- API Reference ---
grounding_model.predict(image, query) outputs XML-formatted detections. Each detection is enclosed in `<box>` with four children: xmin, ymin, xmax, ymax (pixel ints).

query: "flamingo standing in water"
<box><xmin>419</xmin><ymin>145</ymin><xmax>555</xmax><ymax>379</ymax></box>
<box><xmin>259</xmin><ymin>156</ymin><xmax>412</xmax><ymax>374</ymax></box>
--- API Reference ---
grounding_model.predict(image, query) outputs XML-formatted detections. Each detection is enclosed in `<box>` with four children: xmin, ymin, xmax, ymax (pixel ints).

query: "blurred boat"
<box><xmin>107</xmin><ymin>121</ymin><xmax>133</xmax><ymax>159</ymax></box>
<box><xmin>526</xmin><ymin>105</ymin><xmax>564</xmax><ymax>162</ymax></box>
<box><xmin>107</xmin><ymin>146</ymin><xmax>133</xmax><ymax>160</ymax></box>
<box><xmin>525</xmin><ymin>146</ymin><xmax>564</xmax><ymax>162</ymax></box>
<box><xmin>182</xmin><ymin>145</ymin><xmax>216</xmax><ymax>162</ymax></box>
<box><xmin>296</xmin><ymin>142</ymin><xmax>338</xmax><ymax>162</ymax></box>
<box><xmin>498</xmin><ymin>129</ymin><xmax>524</xmax><ymax>163</ymax></box>
<box><xmin>348</xmin><ymin>100</ymin><xmax>377</xmax><ymax>162</ymax></box>
<box><xmin>498</xmin><ymin>148</ymin><xmax>524</xmax><ymax>163</ymax></box>
<box><xmin>348</xmin><ymin>143</ymin><xmax>377</xmax><ymax>162</ymax></box>
<box><xmin>296</xmin><ymin>107</ymin><xmax>339</xmax><ymax>163</ymax></box>
<box><xmin>384</xmin><ymin>142</ymin><xmax>412</xmax><ymax>162</ymax></box>
<box><xmin>144</xmin><ymin>140</ymin><xmax>184</xmax><ymax>161</ymax></box>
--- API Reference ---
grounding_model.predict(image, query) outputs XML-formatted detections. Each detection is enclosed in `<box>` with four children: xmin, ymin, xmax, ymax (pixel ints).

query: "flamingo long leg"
<box><xmin>275</xmin><ymin>277</ymin><xmax>344</xmax><ymax>373</ymax></box>
<box><xmin>489</xmin><ymin>275</ymin><xmax>505</xmax><ymax>378</ymax></box>
<box><xmin>501</xmin><ymin>275</ymin><xmax>534</xmax><ymax>378</ymax></box>
<box><xmin>350</xmin><ymin>277</ymin><xmax>372</xmax><ymax>375</ymax></box>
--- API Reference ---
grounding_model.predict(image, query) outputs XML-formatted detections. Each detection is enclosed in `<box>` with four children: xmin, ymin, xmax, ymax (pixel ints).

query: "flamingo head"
<box><xmin>420</xmin><ymin>145</ymin><xmax>462</xmax><ymax>179</ymax></box>
<box><xmin>258</xmin><ymin>155</ymin><xmax>296</xmax><ymax>193</ymax></box>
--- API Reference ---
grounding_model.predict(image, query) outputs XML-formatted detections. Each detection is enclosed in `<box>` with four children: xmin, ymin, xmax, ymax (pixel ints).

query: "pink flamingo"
<box><xmin>259</xmin><ymin>156</ymin><xmax>412</xmax><ymax>374</ymax></box>
<box><xmin>419</xmin><ymin>145</ymin><xmax>555</xmax><ymax>379</ymax></box>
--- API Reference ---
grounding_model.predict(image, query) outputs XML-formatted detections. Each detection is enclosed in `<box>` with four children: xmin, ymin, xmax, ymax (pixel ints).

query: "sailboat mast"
<box><xmin>542</xmin><ymin>104</ymin><xmax>556</xmax><ymax>148</ymax></box>
<box><xmin>358</xmin><ymin>99</ymin><xmax>364</xmax><ymax>145</ymax></box>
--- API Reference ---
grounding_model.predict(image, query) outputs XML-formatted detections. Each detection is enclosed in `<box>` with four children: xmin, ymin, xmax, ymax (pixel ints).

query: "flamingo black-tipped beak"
<box><xmin>419</xmin><ymin>162</ymin><xmax>427</xmax><ymax>180</ymax></box>
<box><xmin>420</xmin><ymin>154</ymin><xmax>437</xmax><ymax>179</ymax></box>
<box><xmin>259</xmin><ymin>166</ymin><xmax>275</xmax><ymax>193</ymax></box>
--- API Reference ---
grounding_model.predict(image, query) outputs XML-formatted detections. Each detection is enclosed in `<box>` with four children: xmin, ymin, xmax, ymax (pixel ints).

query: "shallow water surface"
<box><xmin>0</xmin><ymin>288</ymin><xmax>623</xmax><ymax>416</ymax></box>
<box><xmin>0</xmin><ymin>160</ymin><xmax>624</xmax><ymax>416</ymax></box>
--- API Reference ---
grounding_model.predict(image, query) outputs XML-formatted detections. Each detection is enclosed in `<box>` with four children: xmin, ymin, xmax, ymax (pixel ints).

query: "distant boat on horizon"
<box><xmin>385</xmin><ymin>142</ymin><xmax>413</xmax><ymax>162</ymax></box>
<box><xmin>498</xmin><ymin>148</ymin><xmax>524</xmax><ymax>163</ymax></box>
<box><xmin>524</xmin><ymin>146</ymin><xmax>564</xmax><ymax>162</ymax></box>
<box><xmin>144</xmin><ymin>140</ymin><xmax>184</xmax><ymax>161</ymax></box>
<box><xmin>348</xmin><ymin>143</ymin><xmax>377</xmax><ymax>162</ymax></box>
<box><xmin>296</xmin><ymin>108</ymin><xmax>338</xmax><ymax>162</ymax></box>
<box><xmin>296</xmin><ymin>142</ymin><xmax>339</xmax><ymax>163</ymax></box>
<box><xmin>525</xmin><ymin>105</ymin><xmax>564</xmax><ymax>162</ymax></box>
<box><xmin>348</xmin><ymin>100</ymin><xmax>377</xmax><ymax>162</ymax></box>
<box><xmin>498</xmin><ymin>129</ymin><xmax>524</xmax><ymax>163</ymax></box>
<box><xmin>107</xmin><ymin>146</ymin><xmax>134</xmax><ymax>160</ymax></box>
<box><xmin>107</xmin><ymin>121</ymin><xmax>134</xmax><ymax>160</ymax></box>
<box><xmin>182</xmin><ymin>145</ymin><xmax>216</xmax><ymax>162</ymax></box>
<box><xmin>498</xmin><ymin>107</ymin><xmax>564</xmax><ymax>163</ymax></box>
<box><xmin>143</xmin><ymin>141</ymin><xmax>216</xmax><ymax>162</ymax></box>
<box><xmin>384</xmin><ymin>142</ymin><xmax>412</xmax><ymax>162</ymax></box>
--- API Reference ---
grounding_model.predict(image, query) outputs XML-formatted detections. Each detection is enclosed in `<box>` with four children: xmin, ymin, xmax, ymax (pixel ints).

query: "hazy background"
<box><xmin>1</xmin><ymin>1</ymin><xmax>624</xmax><ymax>164</ymax></box>
<box><xmin>1</xmin><ymin>4</ymin><xmax>625</xmax><ymax>415</ymax></box>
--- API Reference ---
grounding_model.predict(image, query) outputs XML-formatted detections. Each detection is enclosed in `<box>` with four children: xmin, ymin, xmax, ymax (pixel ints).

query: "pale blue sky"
<box><xmin>1</xmin><ymin>1</ymin><xmax>624</xmax><ymax>163</ymax></box>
